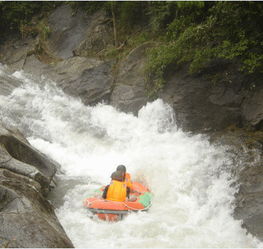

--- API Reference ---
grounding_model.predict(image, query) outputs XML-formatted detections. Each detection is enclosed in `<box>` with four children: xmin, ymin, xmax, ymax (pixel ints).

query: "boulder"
<box><xmin>0</xmin><ymin>124</ymin><xmax>73</xmax><ymax>247</ymax></box>
<box><xmin>7</xmin><ymin>52</ymin><xmax>114</xmax><ymax>107</ymax></box>
<box><xmin>0</xmin><ymin>38</ymin><xmax>37</xmax><ymax>72</ymax></box>
<box><xmin>53</xmin><ymin>57</ymin><xmax>114</xmax><ymax>105</ymax></box>
<box><xmin>0</xmin><ymin>169</ymin><xmax>73</xmax><ymax>248</ymax></box>
<box><xmin>21</xmin><ymin>54</ymin><xmax>54</xmax><ymax>77</ymax></box>
<box><xmin>0</xmin><ymin>124</ymin><xmax>57</xmax><ymax>194</ymax></box>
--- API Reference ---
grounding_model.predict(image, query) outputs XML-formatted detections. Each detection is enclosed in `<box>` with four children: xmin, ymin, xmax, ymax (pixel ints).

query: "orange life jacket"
<box><xmin>106</xmin><ymin>180</ymin><xmax>127</xmax><ymax>202</ymax></box>
<box><xmin>125</xmin><ymin>173</ymin><xmax>132</xmax><ymax>189</ymax></box>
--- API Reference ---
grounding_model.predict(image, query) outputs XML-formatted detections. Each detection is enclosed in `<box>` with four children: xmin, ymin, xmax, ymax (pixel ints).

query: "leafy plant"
<box><xmin>145</xmin><ymin>1</ymin><xmax>263</xmax><ymax>94</ymax></box>
<box><xmin>0</xmin><ymin>2</ymin><xmax>57</xmax><ymax>42</ymax></box>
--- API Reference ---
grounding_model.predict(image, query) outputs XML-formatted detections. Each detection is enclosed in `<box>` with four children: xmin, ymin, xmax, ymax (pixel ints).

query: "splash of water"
<box><xmin>0</xmin><ymin>69</ymin><xmax>261</xmax><ymax>247</ymax></box>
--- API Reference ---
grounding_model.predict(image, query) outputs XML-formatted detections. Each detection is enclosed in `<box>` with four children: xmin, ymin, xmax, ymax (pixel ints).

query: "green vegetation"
<box><xmin>0</xmin><ymin>1</ymin><xmax>57</xmax><ymax>42</ymax></box>
<box><xmin>145</xmin><ymin>2</ymin><xmax>263</xmax><ymax>94</ymax></box>
<box><xmin>20</xmin><ymin>20</ymin><xmax>51</xmax><ymax>41</ymax></box>
<box><xmin>67</xmin><ymin>2</ymin><xmax>263</xmax><ymax>93</ymax></box>
<box><xmin>0</xmin><ymin>1</ymin><xmax>262</xmax><ymax>94</ymax></box>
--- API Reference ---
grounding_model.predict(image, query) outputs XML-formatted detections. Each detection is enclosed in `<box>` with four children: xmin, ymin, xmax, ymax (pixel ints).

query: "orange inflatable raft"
<box><xmin>83</xmin><ymin>182</ymin><xmax>152</xmax><ymax>221</ymax></box>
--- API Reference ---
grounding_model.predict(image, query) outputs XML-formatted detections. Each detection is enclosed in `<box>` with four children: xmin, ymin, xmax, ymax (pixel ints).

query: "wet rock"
<box><xmin>22</xmin><ymin>54</ymin><xmax>54</xmax><ymax>77</ymax></box>
<box><xmin>159</xmin><ymin>68</ymin><xmax>243</xmax><ymax>132</ymax></box>
<box><xmin>210</xmin><ymin>128</ymin><xmax>263</xmax><ymax>240</ymax></box>
<box><xmin>0</xmin><ymin>169</ymin><xmax>73</xmax><ymax>248</ymax></box>
<box><xmin>0</xmin><ymin>4</ymin><xmax>115</xmax><ymax>107</ymax></box>
<box><xmin>23</xmin><ymin>55</ymin><xmax>114</xmax><ymax>106</ymax></box>
<box><xmin>110</xmin><ymin>43</ymin><xmax>154</xmax><ymax>114</ymax></box>
<box><xmin>54</xmin><ymin>57</ymin><xmax>114</xmax><ymax>105</ymax></box>
<box><xmin>0</xmin><ymin>65</ymin><xmax>23</xmax><ymax>96</ymax></box>
<box><xmin>47</xmin><ymin>5</ymin><xmax>113</xmax><ymax>59</ymax></box>
<box><xmin>234</xmin><ymin>165</ymin><xmax>263</xmax><ymax>240</ymax></box>
<box><xmin>0</xmin><ymin>38</ymin><xmax>37</xmax><ymax>72</ymax></box>
<box><xmin>73</xmin><ymin>10</ymin><xmax>114</xmax><ymax>57</ymax></box>
<box><xmin>48</xmin><ymin>5</ymin><xmax>89</xmax><ymax>59</ymax></box>
<box><xmin>209</xmin><ymin>85</ymin><xmax>244</xmax><ymax>107</ymax></box>
<box><xmin>242</xmin><ymin>88</ymin><xmax>263</xmax><ymax>129</ymax></box>
<box><xmin>229</xmin><ymin>130</ymin><xmax>263</xmax><ymax>240</ymax></box>
<box><xmin>0</xmin><ymin>124</ymin><xmax>73</xmax><ymax>247</ymax></box>
<box><xmin>12</xmin><ymin>52</ymin><xmax>114</xmax><ymax>107</ymax></box>
<box><xmin>0</xmin><ymin>124</ymin><xmax>57</xmax><ymax>194</ymax></box>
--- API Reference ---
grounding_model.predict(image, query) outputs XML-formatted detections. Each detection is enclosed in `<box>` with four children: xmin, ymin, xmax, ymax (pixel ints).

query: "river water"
<box><xmin>0</xmin><ymin>67</ymin><xmax>262</xmax><ymax>247</ymax></box>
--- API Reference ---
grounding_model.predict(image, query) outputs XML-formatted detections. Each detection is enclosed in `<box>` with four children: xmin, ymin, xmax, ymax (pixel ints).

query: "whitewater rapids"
<box><xmin>0</xmin><ymin>66</ymin><xmax>262</xmax><ymax>247</ymax></box>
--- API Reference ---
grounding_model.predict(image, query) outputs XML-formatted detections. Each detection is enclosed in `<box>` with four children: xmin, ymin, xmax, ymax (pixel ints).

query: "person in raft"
<box><xmin>102</xmin><ymin>170</ymin><xmax>131</xmax><ymax>202</ymax></box>
<box><xmin>116</xmin><ymin>165</ymin><xmax>132</xmax><ymax>189</ymax></box>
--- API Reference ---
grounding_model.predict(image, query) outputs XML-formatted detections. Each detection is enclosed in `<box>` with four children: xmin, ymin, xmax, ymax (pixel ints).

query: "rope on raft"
<box><xmin>85</xmin><ymin>198</ymin><xmax>151</xmax><ymax>212</ymax></box>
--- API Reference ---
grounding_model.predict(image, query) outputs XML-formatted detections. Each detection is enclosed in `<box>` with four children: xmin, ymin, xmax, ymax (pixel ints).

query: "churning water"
<box><xmin>0</xmin><ymin>66</ymin><xmax>262</xmax><ymax>247</ymax></box>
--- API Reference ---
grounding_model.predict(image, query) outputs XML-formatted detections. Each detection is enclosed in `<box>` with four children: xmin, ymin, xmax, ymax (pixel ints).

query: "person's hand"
<box><xmin>128</xmin><ymin>195</ymin><xmax>137</xmax><ymax>202</ymax></box>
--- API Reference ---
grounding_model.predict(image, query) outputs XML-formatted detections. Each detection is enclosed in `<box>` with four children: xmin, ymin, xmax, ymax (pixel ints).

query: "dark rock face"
<box><xmin>0</xmin><ymin>135</ymin><xmax>56</xmax><ymax>194</ymax></box>
<box><xmin>0</xmin><ymin>125</ymin><xmax>57</xmax><ymax>190</ymax></box>
<box><xmin>73</xmin><ymin>10</ymin><xmax>114</xmax><ymax>57</ymax></box>
<box><xmin>235</xmin><ymin>165</ymin><xmax>263</xmax><ymax>240</ymax></box>
<box><xmin>0</xmin><ymin>65</ymin><xmax>23</xmax><ymax>96</ymax></box>
<box><xmin>110</xmin><ymin>43</ymin><xmax>153</xmax><ymax>114</ymax></box>
<box><xmin>48</xmin><ymin>5</ymin><xmax>113</xmax><ymax>59</ymax></box>
<box><xmin>210</xmin><ymin>129</ymin><xmax>263</xmax><ymax>240</ymax></box>
<box><xmin>0</xmin><ymin>124</ymin><xmax>73</xmax><ymax>248</ymax></box>
<box><xmin>242</xmin><ymin>88</ymin><xmax>263</xmax><ymax>129</ymax></box>
<box><xmin>159</xmin><ymin>68</ymin><xmax>243</xmax><ymax>132</ymax></box>
<box><xmin>55</xmin><ymin>58</ymin><xmax>114</xmax><ymax>105</ymax></box>
<box><xmin>48</xmin><ymin>5</ymin><xmax>89</xmax><ymax>59</ymax></box>
<box><xmin>0</xmin><ymin>3</ymin><xmax>115</xmax><ymax>108</ymax></box>
<box><xmin>0</xmin><ymin>38</ymin><xmax>37</xmax><ymax>72</ymax></box>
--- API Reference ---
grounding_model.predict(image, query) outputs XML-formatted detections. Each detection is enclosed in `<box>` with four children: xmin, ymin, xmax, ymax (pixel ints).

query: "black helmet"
<box><xmin>116</xmin><ymin>165</ymin><xmax>126</xmax><ymax>174</ymax></box>
<box><xmin>111</xmin><ymin>171</ymin><xmax>123</xmax><ymax>181</ymax></box>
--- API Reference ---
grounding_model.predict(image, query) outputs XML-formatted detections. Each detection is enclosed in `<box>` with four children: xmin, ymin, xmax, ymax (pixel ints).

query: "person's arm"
<box><xmin>102</xmin><ymin>185</ymin><xmax>109</xmax><ymax>199</ymax></box>
<box><xmin>125</xmin><ymin>173</ymin><xmax>132</xmax><ymax>189</ymax></box>
<box><xmin>126</xmin><ymin>187</ymin><xmax>130</xmax><ymax>199</ymax></box>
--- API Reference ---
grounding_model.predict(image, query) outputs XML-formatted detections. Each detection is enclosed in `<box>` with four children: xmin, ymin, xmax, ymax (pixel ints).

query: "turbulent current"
<box><xmin>0</xmin><ymin>66</ymin><xmax>262</xmax><ymax>247</ymax></box>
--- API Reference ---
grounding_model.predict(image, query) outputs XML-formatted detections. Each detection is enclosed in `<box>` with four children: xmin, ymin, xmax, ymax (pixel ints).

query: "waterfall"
<box><xmin>0</xmin><ymin>68</ymin><xmax>261</xmax><ymax>247</ymax></box>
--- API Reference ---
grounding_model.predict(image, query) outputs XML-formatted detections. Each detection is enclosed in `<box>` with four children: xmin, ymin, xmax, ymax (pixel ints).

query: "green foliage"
<box><xmin>0</xmin><ymin>1</ymin><xmax>262</xmax><ymax>93</ymax></box>
<box><xmin>145</xmin><ymin>1</ymin><xmax>263</xmax><ymax>93</ymax></box>
<box><xmin>20</xmin><ymin>20</ymin><xmax>51</xmax><ymax>41</ymax></box>
<box><xmin>67</xmin><ymin>1</ymin><xmax>106</xmax><ymax>14</ymax></box>
<box><xmin>145</xmin><ymin>43</ymin><xmax>175</xmax><ymax>95</ymax></box>
<box><xmin>0</xmin><ymin>1</ymin><xmax>57</xmax><ymax>41</ymax></box>
<box><xmin>127</xmin><ymin>32</ymin><xmax>150</xmax><ymax>48</ymax></box>
<box><xmin>38</xmin><ymin>21</ymin><xmax>51</xmax><ymax>40</ymax></box>
<box><xmin>118</xmin><ymin>2</ymin><xmax>147</xmax><ymax>29</ymax></box>
<box><xmin>243</xmin><ymin>53</ymin><xmax>263</xmax><ymax>74</ymax></box>
<box><xmin>0</xmin><ymin>2</ymin><xmax>40</xmax><ymax>31</ymax></box>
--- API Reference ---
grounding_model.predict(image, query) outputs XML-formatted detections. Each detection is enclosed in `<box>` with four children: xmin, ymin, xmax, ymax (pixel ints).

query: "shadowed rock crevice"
<box><xmin>0</xmin><ymin>135</ymin><xmax>56</xmax><ymax>179</ymax></box>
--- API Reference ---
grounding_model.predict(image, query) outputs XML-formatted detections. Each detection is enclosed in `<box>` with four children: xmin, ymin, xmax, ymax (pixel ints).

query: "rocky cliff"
<box><xmin>0</xmin><ymin>4</ymin><xmax>263</xmax><ymax>243</ymax></box>
<box><xmin>0</xmin><ymin>124</ymin><xmax>73</xmax><ymax>247</ymax></box>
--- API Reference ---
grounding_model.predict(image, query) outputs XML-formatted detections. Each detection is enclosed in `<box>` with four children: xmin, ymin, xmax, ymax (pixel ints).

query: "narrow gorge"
<box><xmin>0</xmin><ymin>2</ymin><xmax>263</xmax><ymax>248</ymax></box>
